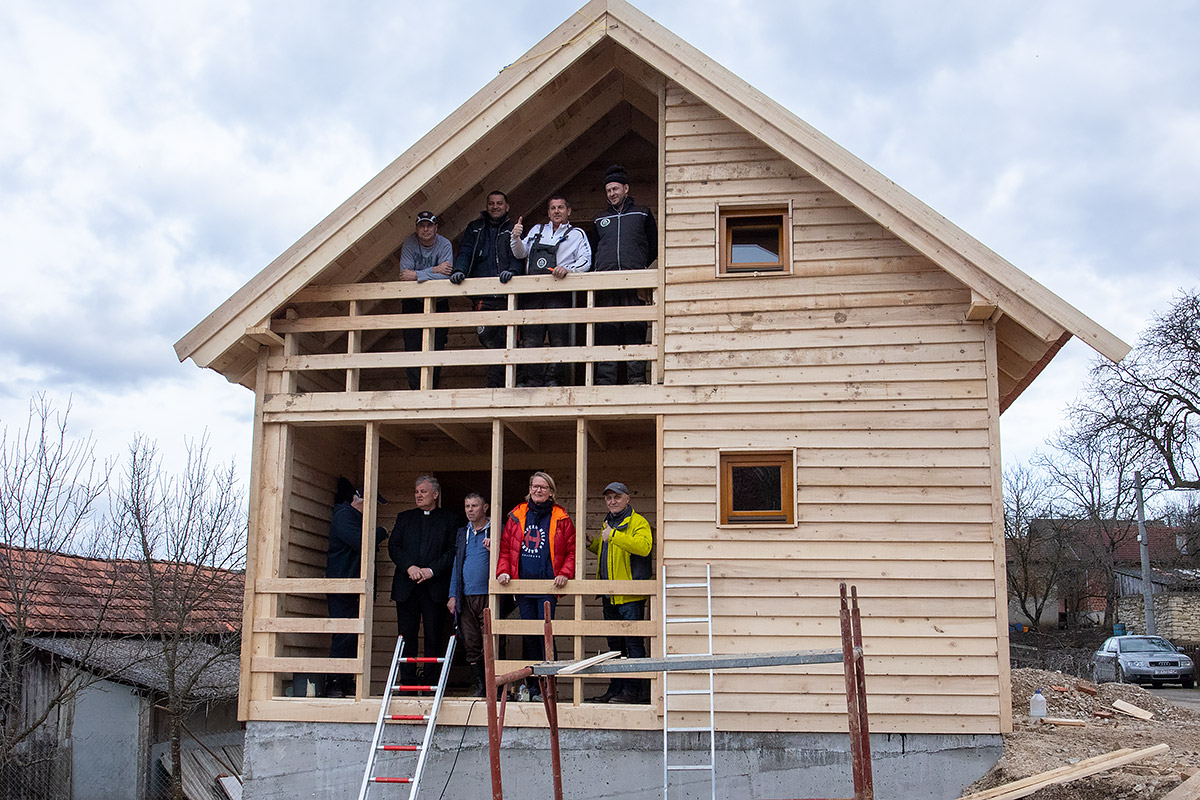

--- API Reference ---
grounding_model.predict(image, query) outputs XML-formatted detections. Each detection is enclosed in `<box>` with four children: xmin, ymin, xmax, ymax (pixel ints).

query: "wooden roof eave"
<box><xmin>603</xmin><ymin>0</ymin><xmax>1129</xmax><ymax>365</ymax></box>
<box><xmin>173</xmin><ymin>1</ymin><xmax>615</xmax><ymax>374</ymax></box>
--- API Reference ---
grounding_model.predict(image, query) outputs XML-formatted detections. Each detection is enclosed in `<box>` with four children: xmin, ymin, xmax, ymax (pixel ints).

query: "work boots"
<box><xmin>471</xmin><ymin>661</ymin><xmax>487</xmax><ymax>698</ymax></box>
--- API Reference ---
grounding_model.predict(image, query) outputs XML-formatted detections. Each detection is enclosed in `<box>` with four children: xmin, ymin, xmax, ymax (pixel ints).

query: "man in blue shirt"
<box><xmin>398</xmin><ymin>210</ymin><xmax>454</xmax><ymax>390</ymax></box>
<box><xmin>448</xmin><ymin>492</ymin><xmax>492</xmax><ymax>696</ymax></box>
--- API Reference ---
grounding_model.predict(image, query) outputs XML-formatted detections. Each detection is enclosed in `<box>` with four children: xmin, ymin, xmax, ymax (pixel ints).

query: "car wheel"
<box><xmin>1115</xmin><ymin>664</ymin><xmax>1126</xmax><ymax>684</ymax></box>
<box><xmin>1183</xmin><ymin>679</ymin><xmax>1195</xmax><ymax>689</ymax></box>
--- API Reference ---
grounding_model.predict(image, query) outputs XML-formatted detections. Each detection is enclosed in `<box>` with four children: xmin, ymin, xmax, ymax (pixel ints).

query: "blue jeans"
<box><xmin>517</xmin><ymin>594</ymin><xmax>557</xmax><ymax>694</ymax></box>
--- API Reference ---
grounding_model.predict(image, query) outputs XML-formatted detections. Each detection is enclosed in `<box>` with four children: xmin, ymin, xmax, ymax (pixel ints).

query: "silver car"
<box><xmin>1092</xmin><ymin>635</ymin><xmax>1195</xmax><ymax>688</ymax></box>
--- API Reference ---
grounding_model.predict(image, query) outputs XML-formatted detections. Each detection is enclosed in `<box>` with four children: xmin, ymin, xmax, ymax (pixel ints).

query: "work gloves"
<box><xmin>449</xmin><ymin>271</ymin><xmax>466</xmax><ymax>284</ymax></box>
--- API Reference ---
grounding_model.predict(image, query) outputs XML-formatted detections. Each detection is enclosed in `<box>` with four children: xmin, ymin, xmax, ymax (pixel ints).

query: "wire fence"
<box><xmin>1</xmin><ymin>746</ymin><xmax>71</xmax><ymax>800</ymax></box>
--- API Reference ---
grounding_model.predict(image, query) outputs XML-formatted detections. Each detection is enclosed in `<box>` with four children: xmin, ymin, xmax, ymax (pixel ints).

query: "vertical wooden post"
<box><xmin>584</xmin><ymin>289</ymin><xmax>595</xmax><ymax>386</ymax></box>
<box><xmin>983</xmin><ymin>319</ymin><xmax>1014</xmax><ymax>733</ymax></box>
<box><xmin>505</xmin><ymin>293</ymin><xmax>517</xmax><ymax>388</ymax></box>
<box><xmin>542</xmin><ymin>602</ymin><xmax>564</xmax><ymax>800</ymax></box>
<box><xmin>281</xmin><ymin>331</ymin><xmax>297</xmax><ymax>394</ymax></box>
<box><xmin>655</xmin><ymin>79</ymin><xmax>667</xmax><ymax>386</ymax></box>
<box><xmin>358</xmin><ymin>422</ymin><xmax>380</xmax><ymax>700</ymax></box>
<box><xmin>421</xmin><ymin>296</ymin><xmax>433</xmax><ymax>391</ymax></box>
<box><xmin>346</xmin><ymin>300</ymin><xmax>361</xmax><ymax>393</ymax></box>
<box><xmin>237</xmin><ymin>349</ymin><xmax>269</xmax><ymax>720</ymax></box>
<box><xmin>489</xmin><ymin>419</ymin><xmax>504</xmax><ymax>677</ymax></box>
<box><xmin>574</xmin><ymin>418</ymin><xmax>588</xmax><ymax>702</ymax></box>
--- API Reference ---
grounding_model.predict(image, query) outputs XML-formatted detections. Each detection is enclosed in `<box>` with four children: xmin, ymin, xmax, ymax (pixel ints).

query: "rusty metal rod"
<box><xmin>483</xmin><ymin>608</ymin><xmax>503</xmax><ymax>800</ymax></box>
<box><xmin>840</xmin><ymin>583</ymin><xmax>865</xmax><ymax>799</ymax></box>
<box><xmin>494</xmin><ymin>666</ymin><xmax>533</xmax><ymax>687</ymax></box>
<box><xmin>542</xmin><ymin>601</ymin><xmax>564</xmax><ymax>800</ymax></box>
<box><xmin>851</xmin><ymin>586</ymin><xmax>874</xmax><ymax>798</ymax></box>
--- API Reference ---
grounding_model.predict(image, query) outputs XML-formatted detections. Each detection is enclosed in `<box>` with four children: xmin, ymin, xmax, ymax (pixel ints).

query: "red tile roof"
<box><xmin>0</xmin><ymin>546</ymin><xmax>243</xmax><ymax>636</ymax></box>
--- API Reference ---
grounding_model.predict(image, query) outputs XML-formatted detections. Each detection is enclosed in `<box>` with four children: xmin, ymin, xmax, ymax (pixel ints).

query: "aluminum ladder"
<box><xmin>661</xmin><ymin>563</ymin><xmax>716</xmax><ymax>800</ymax></box>
<box><xmin>357</xmin><ymin>634</ymin><xmax>456</xmax><ymax>800</ymax></box>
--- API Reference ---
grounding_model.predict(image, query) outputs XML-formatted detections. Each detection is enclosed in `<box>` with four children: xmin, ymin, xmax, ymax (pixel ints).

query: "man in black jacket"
<box><xmin>389</xmin><ymin>475</ymin><xmax>458</xmax><ymax>690</ymax></box>
<box><xmin>593</xmin><ymin>164</ymin><xmax>657</xmax><ymax>384</ymax></box>
<box><xmin>325</xmin><ymin>477</ymin><xmax>387</xmax><ymax>697</ymax></box>
<box><xmin>450</xmin><ymin>190</ymin><xmax>523</xmax><ymax>388</ymax></box>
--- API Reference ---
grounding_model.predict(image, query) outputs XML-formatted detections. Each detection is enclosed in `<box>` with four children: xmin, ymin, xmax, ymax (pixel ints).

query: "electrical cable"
<box><xmin>437</xmin><ymin>698</ymin><xmax>481</xmax><ymax>799</ymax></box>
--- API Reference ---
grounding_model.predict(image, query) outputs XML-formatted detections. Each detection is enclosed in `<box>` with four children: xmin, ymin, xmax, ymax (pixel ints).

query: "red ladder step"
<box><xmin>393</xmin><ymin>684</ymin><xmax>435</xmax><ymax>692</ymax></box>
<box><xmin>379</xmin><ymin>745</ymin><xmax>419</xmax><ymax>752</ymax></box>
<box><xmin>388</xmin><ymin>714</ymin><xmax>429</xmax><ymax>722</ymax></box>
<box><xmin>400</xmin><ymin>657</ymin><xmax>444</xmax><ymax>663</ymax></box>
<box><xmin>371</xmin><ymin>777</ymin><xmax>412</xmax><ymax>784</ymax></box>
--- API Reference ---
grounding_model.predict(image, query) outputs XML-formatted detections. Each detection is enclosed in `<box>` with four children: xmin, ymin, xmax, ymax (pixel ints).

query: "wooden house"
<box><xmin>174</xmin><ymin>0</ymin><xmax>1127</xmax><ymax>792</ymax></box>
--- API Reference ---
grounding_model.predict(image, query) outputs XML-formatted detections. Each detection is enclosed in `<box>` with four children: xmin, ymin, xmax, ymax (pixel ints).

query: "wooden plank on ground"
<box><xmin>1161</xmin><ymin>772</ymin><xmax>1200</xmax><ymax>800</ymax></box>
<box><xmin>958</xmin><ymin>744</ymin><xmax>1168</xmax><ymax>800</ymax></box>
<box><xmin>1039</xmin><ymin>718</ymin><xmax>1085</xmax><ymax>727</ymax></box>
<box><xmin>1113</xmin><ymin>699</ymin><xmax>1154</xmax><ymax>720</ymax></box>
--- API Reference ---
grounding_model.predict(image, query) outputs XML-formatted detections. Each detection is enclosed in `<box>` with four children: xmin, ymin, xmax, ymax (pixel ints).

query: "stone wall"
<box><xmin>1117</xmin><ymin>593</ymin><xmax>1200</xmax><ymax>642</ymax></box>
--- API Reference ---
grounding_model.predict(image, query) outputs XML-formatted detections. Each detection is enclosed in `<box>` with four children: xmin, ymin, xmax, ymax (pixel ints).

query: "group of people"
<box><xmin>325</xmin><ymin>472</ymin><xmax>653</xmax><ymax>705</ymax></box>
<box><xmin>399</xmin><ymin>164</ymin><xmax>657</xmax><ymax>389</ymax></box>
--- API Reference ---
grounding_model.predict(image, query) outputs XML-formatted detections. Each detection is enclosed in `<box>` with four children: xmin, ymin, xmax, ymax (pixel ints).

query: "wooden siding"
<box><xmin>658</xmin><ymin>85</ymin><xmax>1004</xmax><ymax>735</ymax></box>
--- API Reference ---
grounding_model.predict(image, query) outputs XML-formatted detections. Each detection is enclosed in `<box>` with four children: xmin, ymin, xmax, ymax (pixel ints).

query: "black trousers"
<box><xmin>401</xmin><ymin>297</ymin><xmax>449</xmax><ymax>390</ymax></box>
<box><xmin>602</xmin><ymin>598</ymin><xmax>648</xmax><ymax>698</ymax></box>
<box><xmin>396</xmin><ymin>586</ymin><xmax>448</xmax><ymax>688</ymax></box>
<box><xmin>476</xmin><ymin>297</ymin><xmax>507</xmax><ymax>388</ymax></box>
<box><xmin>595</xmin><ymin>288</ymin><xmax>647</xmax><ymax>385</ymax></box>
<box><xmin>518</xmin><ymin>292</ymin><xmax>572</xmax><ymax>386</ymax></box>
<box><xmin>327</xmin><ymin>593</ymin><xmax>359</xmax><ymax>692</ymax></box>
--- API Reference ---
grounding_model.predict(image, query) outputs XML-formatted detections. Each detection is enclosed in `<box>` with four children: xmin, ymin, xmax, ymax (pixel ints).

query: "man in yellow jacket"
<box><xmin>587</xmin><ymin>481</ymin><xmax>653</xmax><ymax>703</ymax></box>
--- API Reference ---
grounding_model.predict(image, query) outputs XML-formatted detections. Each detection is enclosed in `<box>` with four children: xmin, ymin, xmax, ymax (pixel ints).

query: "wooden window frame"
<box><xmin>717</xmin><ymin>449</ymin><xmax>797</xmax><ymax>527</ymax></box>
<box><xmin>715</xmin><ymin>201</ymin><xmax>793</xmax><ymax>278</ymax></box>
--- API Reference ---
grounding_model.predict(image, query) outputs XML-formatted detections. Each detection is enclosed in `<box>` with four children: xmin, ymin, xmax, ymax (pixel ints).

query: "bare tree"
<box><xmin>0</xmin><ymin>397</ymin><xmax>117</xmax><ymax>796</ymax></box>
<box><xmin>110</xmin><ymin>434</ymin><xmax>246</xmax><ymax>800</ymax></box>
<box><xmin>1041</xmin><ymin>419</ymin><xmax>1149</xmax><ymax>626</ymax></box>
<box><xmin>1077</xmin><ymin>289</ymin><xmax>1200</xmax><ymax>491</ymax></box>
<box><xmin>1003</xmin><ymin>462</ymin><xmax>1068</xmax><ymax>628</ymax></box>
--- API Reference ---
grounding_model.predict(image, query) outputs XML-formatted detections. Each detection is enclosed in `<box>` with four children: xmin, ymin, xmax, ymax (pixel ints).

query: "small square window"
<box><xmin>719</xmin><ymin>451</ymin><xmax>795</xmax><ymax>525</ymax></box>
<box><xmin>718</xmin><ymin>204</ymin><xmax>792</xmax><ymax>276</ymax></box>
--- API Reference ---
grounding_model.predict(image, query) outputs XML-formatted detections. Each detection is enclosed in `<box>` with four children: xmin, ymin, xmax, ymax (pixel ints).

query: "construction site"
<box><xmin>169</xmin><ymin>2</ymin><xmax>1200</xmax><ymax>798</ymax></box>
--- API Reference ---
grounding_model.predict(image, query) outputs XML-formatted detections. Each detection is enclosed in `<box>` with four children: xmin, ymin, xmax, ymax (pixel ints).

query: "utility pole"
<box><xmin>1135</xmin><ymin>471</ymin><xmax>1155</xmax><ymax>635</ymax></box>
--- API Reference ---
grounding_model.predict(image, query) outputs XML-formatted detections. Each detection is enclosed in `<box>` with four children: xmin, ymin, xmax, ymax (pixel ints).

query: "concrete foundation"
<box><xmin>244</xmin><ymin>719</ymin><xmax>1001</xmax><ymax>799</ymax></box>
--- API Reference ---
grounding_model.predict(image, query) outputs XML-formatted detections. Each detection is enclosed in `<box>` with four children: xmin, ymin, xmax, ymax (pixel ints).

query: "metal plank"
<box><xmin>531</xmin><ymin>648</ymin><xmax>847</xmax><ymax>675</ymax></box>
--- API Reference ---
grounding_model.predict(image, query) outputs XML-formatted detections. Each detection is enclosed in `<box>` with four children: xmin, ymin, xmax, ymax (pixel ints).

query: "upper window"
<box><xmin>719</xmin><ymin>451</ymin><xmax>795</xmax><ymax>525</ymax></box>
<box><xmin>718</xmin><ymin>204</ymin><xmax>792</xmax><ymax>276</ymax></box>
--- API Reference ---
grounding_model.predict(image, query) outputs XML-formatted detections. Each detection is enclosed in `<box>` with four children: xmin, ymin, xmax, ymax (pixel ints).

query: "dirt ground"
<box><xmin>961</xmin><ymin>668</ymin><xmax>1200</xmax><ymax>799</ymax></box>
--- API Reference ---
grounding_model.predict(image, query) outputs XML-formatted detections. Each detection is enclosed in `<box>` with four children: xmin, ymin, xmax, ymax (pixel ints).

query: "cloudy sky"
<box><xmin>2</xmin><ymin>0</ymin><xmax>1197</xmax><ymax>485</ymax></box>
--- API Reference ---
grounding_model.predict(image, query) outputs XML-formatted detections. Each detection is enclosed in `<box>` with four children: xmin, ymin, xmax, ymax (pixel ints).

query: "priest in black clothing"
<box><xmin>389</xmin><ymin>475</ymin><xmax>458</xmax><ymax>690</ymax></box>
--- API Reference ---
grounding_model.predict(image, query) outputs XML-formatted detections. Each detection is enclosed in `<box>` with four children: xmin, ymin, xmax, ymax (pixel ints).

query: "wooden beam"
<box><xmin>436</xmin><ymin>422</ymin><xmax>481</xmax><ymax>453</ymax></box>
<box><xmin>504</xmin><ymin>420</ymin><xmax>541</xmax><ymax>452</ymax></box>
<box><xmin>957</xmin><ymin>744</ymin><xmax>1169</xmax><ymax>800</ymax></box>
<box><xmin>380</xmin><ymin>426</ymin><xmax>417</xmax><ymax>455</ymax></box>
<box><xmin>359</xmin><ymin>421</ymin><xmax>380</xmax><ymax>700</ymax></box>
<box><xmin>586</xmin><ymin>420</ymin><xmax>609</xmax><ymax>451</ymax></box>
<box><xmin>245</xmin><ymin>324</ymin><xmax>284</xmax><ymax>348</ymax></box>
<box><xmin>966</xmin><ymin>290</ymin><xmax>998</xmax><ymax>321</ymax></box>
<box><xmin>1161</xmin><ymin>771</ymin><xmax>1200</xmax><ymax>800</ymax></box>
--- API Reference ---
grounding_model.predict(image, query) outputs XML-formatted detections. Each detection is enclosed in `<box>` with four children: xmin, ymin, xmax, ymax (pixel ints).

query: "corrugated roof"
<box><xmin>0</xmin><ymin>546</ymin><xmax>243</xmax><ymax>636</ymax></box>
<box><xmin>26</xmin><ymin>636</ymin><xmax>239</xmax><ymax>700</ymax></box>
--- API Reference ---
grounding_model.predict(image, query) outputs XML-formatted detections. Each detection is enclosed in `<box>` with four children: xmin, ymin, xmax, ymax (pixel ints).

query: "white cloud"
<box><xmin>1</xmin><ymin>0</ymin><xmax>1197</xmax><ymax>486</ymax></box>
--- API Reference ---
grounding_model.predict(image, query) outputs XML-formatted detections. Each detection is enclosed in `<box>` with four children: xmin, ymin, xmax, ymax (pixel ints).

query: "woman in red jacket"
<box><xmin>496</xmin><ymin>471</ymin><xmax>575</xmax><ymax>699</ymax></box>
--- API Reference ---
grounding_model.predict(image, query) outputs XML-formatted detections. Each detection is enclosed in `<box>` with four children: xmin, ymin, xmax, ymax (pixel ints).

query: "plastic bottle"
<box><xmin>1030</xmin><ymin>688</ymin><xmax>1047</xmax><ymax>721</ymax></box>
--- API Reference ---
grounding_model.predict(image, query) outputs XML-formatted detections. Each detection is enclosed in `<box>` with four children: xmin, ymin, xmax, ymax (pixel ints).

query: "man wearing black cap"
<box><xmin>449</xmin><ymin>191</ymin><xmax>524</xmax><ymax>388</ymax></box>
<box><xmin>398</xmin><ymin>211</ymin><xmax>454</xmax><ymax>390</ymax></box>
<box><xmin>324</xmin><ymin>477</ymin><xmax>388</xmax><ymax>697</ymax></box>
<box><xmin>586</xmin><ymin>481</ymin><xmax>653</xmax><ymax>703</ymax></box>
<box><xmin>593</xmin><ymin>165</ymin><xmax>657</xmax><ymax>385</ymax></box>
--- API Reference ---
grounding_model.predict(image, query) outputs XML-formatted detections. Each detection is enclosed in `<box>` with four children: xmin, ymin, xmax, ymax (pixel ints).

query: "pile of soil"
<box><xmin>962</xmin><ymin>668</ymin><xmax>1200</xmax><ymax>799</ymax></box>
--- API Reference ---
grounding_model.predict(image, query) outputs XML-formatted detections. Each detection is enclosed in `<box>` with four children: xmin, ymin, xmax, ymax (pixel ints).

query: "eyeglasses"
<box><xmin>530</xmin><ymin>484</ymin><xmax>551</xmax><ymax>491</ymax></box>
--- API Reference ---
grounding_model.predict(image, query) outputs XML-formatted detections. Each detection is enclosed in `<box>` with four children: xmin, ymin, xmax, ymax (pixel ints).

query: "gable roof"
<box><xmin>0</xmin><ymin>546</ymin><xmax>243</xmax><ymax>637</ymax></box>
<box><xmin>175</xmin><ymin>0</ymin><xmax>1129</xmax><ymax>395</ymax></box>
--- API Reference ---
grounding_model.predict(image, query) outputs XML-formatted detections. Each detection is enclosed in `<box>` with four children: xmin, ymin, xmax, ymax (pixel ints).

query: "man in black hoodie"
<box><xmin>450</xmin><ymin>190</ymin><xmax>523</xmax><ymax>388</ymax></box>
<box><xmin>593</xmin><ymin>165</ymin><xmax>657</xmax><ymax>384</ymax></box>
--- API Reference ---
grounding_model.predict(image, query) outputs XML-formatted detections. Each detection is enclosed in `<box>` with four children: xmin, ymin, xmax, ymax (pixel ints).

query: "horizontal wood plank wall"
<box><xmin>661</xmin><ymin>85</ymin><xmax>999</xmax><ymax>735</ymax></box>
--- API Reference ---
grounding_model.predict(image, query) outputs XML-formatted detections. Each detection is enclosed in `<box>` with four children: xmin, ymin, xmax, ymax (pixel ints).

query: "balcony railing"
<box><xmin>268</xmin><ymin>270</ymin><xmax>662</xmax><ymax>391</ymax></box>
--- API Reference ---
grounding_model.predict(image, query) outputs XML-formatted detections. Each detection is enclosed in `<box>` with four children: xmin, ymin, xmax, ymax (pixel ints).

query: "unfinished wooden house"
<box><xmin>175</xmin><ymin>1</ymin><xmax>1128</xmax><ymax>796</ymax></box>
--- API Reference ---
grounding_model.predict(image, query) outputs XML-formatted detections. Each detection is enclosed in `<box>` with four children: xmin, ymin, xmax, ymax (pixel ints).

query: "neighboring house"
<box><xmin>173</xmin><ymin>1</ymin><xmax>1129</xmax><ymax>797</ymax></box>
<box><xmin>0</xmin><ymin>546</ymin><xmax>243</xmax><ymax>800</ymax></box>
<box><xmin>1008</xmin><ymin>519</ymin><xmax>1198</xmax><ymax>628</ymax></box>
